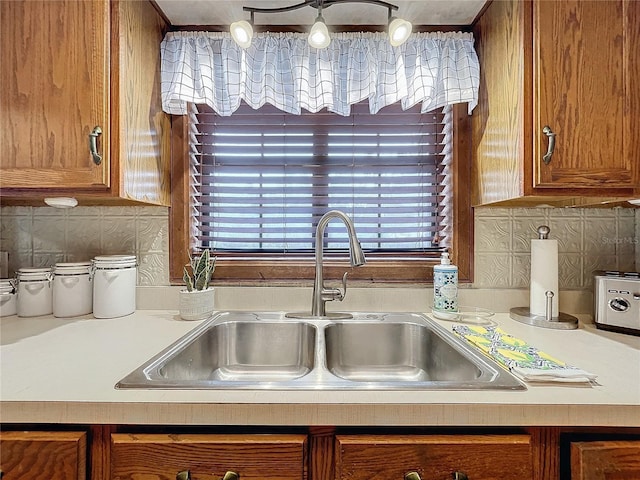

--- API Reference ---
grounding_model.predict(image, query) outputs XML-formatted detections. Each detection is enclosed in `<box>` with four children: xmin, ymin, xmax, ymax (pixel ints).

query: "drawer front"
<box><xmin>571</xmin><ymin>440</ymin><xmax>640</xmax><ymax>479</ymax></box>
<box><xmin>335</xmin><ymin>434</ymin><xmax>533</xmax><ymax>480</ymax></box>
<box><xmin>0</xmin><ymin>431</ymin><xmax>87</xmax><ymax>480</ymax></box>
<box><xmin>111</xmin><ymin>433</ymin><xmax>307</xmax><ymax>480</ymax></box>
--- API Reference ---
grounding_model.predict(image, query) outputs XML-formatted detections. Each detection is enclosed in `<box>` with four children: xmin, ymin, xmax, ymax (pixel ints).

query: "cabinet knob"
<box><xmin>452</xmin><ymin>472</ymin><xmax>469</xmax><ymax>480</ymax></box>
<box><xmin>89</xmin><ymin>126</ymin><xmax>103</xmax><ymax>165</ymax></box>
<box><xmin>176</xmin><ymin>471</ymin><xmax>191</xmax><ymax>480</ymax></box>
<box><xmin>542</xmin><ymin>125</ymin><xmax>556</xmax><ymax>164</ymax></box>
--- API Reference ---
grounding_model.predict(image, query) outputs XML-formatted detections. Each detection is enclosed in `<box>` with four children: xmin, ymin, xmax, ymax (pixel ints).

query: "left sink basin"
<box><xmin>116</xmin><ymin>312</ymin><xmax>316</xmax><ymax>388</ymax></box>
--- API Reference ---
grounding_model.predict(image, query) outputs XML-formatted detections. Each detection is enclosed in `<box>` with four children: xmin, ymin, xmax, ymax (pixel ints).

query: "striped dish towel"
<box><xmin>452</xmin><ymin>325</ymin><xmax>598</xmax><ymax>384</ymax></box>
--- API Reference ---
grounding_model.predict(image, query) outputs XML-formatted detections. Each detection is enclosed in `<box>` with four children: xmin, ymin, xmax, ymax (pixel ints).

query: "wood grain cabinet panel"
<box><xmin>533</xmin><ymin>0</ymin><xmax>638</xmax><ymax>190</ymax></box>
<box><xmin>0</xmin><ymin>0</ymin><xmax>110</xmax><ymax>190</ymax></box>
<box><xmin>471</xmin><ymin>0</ymin><xmax>639</xmax><ymax>206</ymax></box>
<box><xmin>110</xmin><ymin>433</ymin><xmax>308</xmax><ymax>480</ymax></box>
<box><xmin>335</xmin><ymin>434</ymin><xmax>534</xmax><ymax>480</ymax></box>
<box><xmin>0</xmin><ymin>0</ymin><xmax>170</xmax><ymax>206</ymax></box>
<box><xmin>0</xmin><ymin>431</ymin><xmax>87</xmax><ymax>480</ymax></box>
<box><xmin>571</xmin><ymin>440</ymin><xmax>640</xmax><ymax>480</ymax></box>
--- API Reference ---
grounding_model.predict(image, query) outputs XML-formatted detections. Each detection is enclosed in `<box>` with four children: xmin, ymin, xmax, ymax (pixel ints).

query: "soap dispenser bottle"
<box><xmin>433</xmin><ymin>251</ymin><xmax>458</xmax><ymax>314</ymax></box>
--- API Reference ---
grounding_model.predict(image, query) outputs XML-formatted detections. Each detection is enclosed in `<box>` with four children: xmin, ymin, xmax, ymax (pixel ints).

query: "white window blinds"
<box><xmin>190</xmin><ymin>101</ymin><xmax>452</xmax><ymax>255</ymax></box>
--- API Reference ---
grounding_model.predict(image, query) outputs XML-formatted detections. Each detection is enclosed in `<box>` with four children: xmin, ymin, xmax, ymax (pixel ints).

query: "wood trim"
<box><xmin>169</xmin><ymin>114</ymin><xmax>191</xmax><ymax>284</ymax></box>
<box><xmin>168</xmin><ymin>106</ymin><xmax>474</xmax><ymax>285</ymax></box>
<box><xmin>90</xmin><ymin>425</ymin><xmax>115</xmax><ymax>480</ymax></box>
<box><xmin>451</xmin><ymin>103</ymin><xmax>473</xmax><ymax>283</ymax></box>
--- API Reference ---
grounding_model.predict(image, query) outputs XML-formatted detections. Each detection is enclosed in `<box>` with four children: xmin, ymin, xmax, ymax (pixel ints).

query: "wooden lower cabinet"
<box><xmin>0</xmin><ymin>431</ymin><xmax>87</xmax><ymax>480</ymax></box>
<box><xmin>110</xmin><ymin>433</ymin><xmax>308</xmax><ymax>480</ymax></box>
<box><xmin>571</xmin><ymin>440</ymin><xmax>640</xmax><ymax>480</ymax></box>
<box><xmin>335</xmin><ymin>434</ymin><xmax>534</xmax><ymax>480</ymax></box>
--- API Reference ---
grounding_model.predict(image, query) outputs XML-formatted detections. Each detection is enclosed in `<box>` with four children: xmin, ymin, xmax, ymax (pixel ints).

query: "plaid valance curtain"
<box><xmin>161</xmin><ymin>31</ymin><xmax>479</xmax><ymax>117</ymax></box>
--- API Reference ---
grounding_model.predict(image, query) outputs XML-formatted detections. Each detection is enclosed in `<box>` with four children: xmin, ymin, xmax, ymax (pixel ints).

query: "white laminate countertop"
<box><xmin>1</xmin><ymin>309</ymin><xmax>639</xmax><ymax>427</ymax></box>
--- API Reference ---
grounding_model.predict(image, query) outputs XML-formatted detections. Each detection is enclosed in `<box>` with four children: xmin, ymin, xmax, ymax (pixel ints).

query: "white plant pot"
<box><xmin>179</xmin><ymin>287</ymin><xmax>215</xmax><ymax>320</ymax></box>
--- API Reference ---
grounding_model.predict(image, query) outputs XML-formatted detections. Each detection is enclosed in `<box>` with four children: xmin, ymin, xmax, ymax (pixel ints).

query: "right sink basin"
<box><xmin>324</xmin><ymin>322</ymin><xmax>485</xmax><ymax>383</ymax></box>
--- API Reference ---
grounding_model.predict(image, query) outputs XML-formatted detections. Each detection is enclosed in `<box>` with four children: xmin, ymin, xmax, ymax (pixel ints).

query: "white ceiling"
<box><xmin>155</xmin><ymin>0</ymin><xmax>488</xmax><ymax>27</ymax></box>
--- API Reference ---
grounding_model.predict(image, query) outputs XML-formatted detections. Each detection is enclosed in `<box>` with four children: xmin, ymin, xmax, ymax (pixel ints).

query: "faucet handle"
<box><xmin>322</xmin><ymin>272</ymin><xmax>349</xmax><ymax>303</ymax></box>
<box><xmin>339</xmin><ymin>271</ymin><xmax>348</xmax><ymax>300</ymax></box>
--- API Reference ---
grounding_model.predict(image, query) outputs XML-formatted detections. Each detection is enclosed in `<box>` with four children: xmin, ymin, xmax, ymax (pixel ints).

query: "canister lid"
<box><xmin>54</xmin><ymin>262</ymin><xmax>92</xmax><ymax>275</ymax></box>
<box><xmin>0</xmin><ymin>278</ymin><xmax>15</xmax><ymax>292</ymax></box>
<box><xmin>16</xmin><ymin>267</ymin><xmax>53</xmax><ymax>280</ymax></box>
<box><xmin>92</xmin><ymin>255</ymin><xmax>137</xmax><ymax>268</ymax></box>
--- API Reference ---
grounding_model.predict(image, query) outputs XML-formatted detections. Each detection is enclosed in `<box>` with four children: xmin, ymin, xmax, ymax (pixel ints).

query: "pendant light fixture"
<box><xmin>388</xmin><ymin>16</ymin><xmax>412</xmax><ymax>47</ymax></box>
<box><xmin>230</xmin><ymin>19</ymin><xmax>254</xmax><ymax>49</ymax></box>
<box><xmin>308</xmin><ymin>6</ymin><xmax>331</xmax><ymax>49</ymax></box>
<box><xmin>231</xmin><ymin>0</ymin><xmax>411</xmax><ymax>50</ymax></box>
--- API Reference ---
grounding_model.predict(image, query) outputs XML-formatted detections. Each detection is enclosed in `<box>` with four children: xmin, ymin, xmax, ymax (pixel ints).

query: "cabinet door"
<box><xmin>0</xmin><ymin>431</ymin><xmax>87</xmax><ymax>480</ymax></box>
<box><xmin>571</xmin><ymin>440</ymin><xmax>640</xmax><ymax>480</ymax></box>
<box><xmin>0</xmin><ymin>0</ymin><xmax>110</xmax><ymax>189</ymax></box>
<box><xmin>533</xmin><ymin>0</ymin><xmax>638</xmax><ymax>189</ymax></box>
<box><xmin>111</xmin><ymin>434</ymin><xmax>308</xmax><ymax>480</ymax></box>
<box><xmin>335</xmin><ymin>434</ymin><xmax>533</xmax><ymax>480</ymax></box>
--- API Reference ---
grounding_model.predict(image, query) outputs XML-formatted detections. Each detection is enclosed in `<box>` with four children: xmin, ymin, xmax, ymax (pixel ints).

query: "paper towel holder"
<box><xmin>509</xmin><ymin>225</ymin><xmax>579</xmax><ymax>330</ymax></box>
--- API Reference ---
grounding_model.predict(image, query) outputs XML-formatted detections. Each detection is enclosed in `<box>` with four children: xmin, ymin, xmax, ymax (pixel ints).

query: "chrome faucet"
<box><xmin>286</xmin><ymin>210</ymin><xmax>366</xmax><ymax>319</ymax></box>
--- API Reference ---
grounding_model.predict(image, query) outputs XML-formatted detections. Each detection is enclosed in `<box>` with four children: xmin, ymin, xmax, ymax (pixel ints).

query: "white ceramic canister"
<box><xmin>16</xmin><ymin>267</ymin><xmax>54</xmax><ymax>317</ymax></box>
<box><xmin>0</xmin><ymin>278</ymin><xmax>17</xmax><ymax>317</ymax></box>
<box><xmin>92</xmin><ymin>255</ymin><xmax>137</xmax><ymax>319</ymax></box>
<box><xmin>53</xmin><ymin>262</ymin><xmax>93</xmax><ymax>318</ymax></box>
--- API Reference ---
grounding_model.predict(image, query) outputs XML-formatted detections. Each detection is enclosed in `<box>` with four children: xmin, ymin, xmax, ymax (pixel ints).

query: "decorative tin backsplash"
<box><xmin>474</xmin><ymin>207</ymin><xmax>638</xmax><ymax>289</ymax></box>
<box><xmin>0</xmin><ymin>206</ymin><xmax>169</xmax><ymax>286</ymax></box>
<box><xmin>0</xmin><ymin>206</ymin><xmax>637</xmax><ymax>288</ymax></box>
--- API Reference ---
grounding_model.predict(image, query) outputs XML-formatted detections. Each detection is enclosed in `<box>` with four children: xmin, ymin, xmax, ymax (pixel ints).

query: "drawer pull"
<box><xmin>176</xmin><ymin>471</ymin><xmax>239</xmax><ymax>480</ymax></box>
<box><xmin>452</xmin><ymin>472</ymin><xmax>469</xmax><ymax>480</ymax></box>
<box><xmin>404</xmin><ymin>472</ymin><xmax>421</xmax><ymax>480</ymax></box>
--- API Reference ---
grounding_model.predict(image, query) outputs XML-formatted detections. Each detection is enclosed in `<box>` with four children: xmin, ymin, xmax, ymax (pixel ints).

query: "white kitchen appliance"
<box><xmin>594</xmin><ymin>271</ymin><xmax>640</xmax><ymax>336</ymax></box>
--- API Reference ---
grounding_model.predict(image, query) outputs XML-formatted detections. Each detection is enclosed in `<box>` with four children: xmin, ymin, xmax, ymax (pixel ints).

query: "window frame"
<box><xmin>169</xmin><ymin>103</ymin><xmax>473</xmax><ymax>286</ymax></box>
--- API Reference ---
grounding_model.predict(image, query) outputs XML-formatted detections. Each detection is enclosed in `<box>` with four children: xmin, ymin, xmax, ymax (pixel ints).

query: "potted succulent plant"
<box><xmin>179</xmin><ymin>249</ymin><xmax>216</xmax><ymax>320</ymax></box>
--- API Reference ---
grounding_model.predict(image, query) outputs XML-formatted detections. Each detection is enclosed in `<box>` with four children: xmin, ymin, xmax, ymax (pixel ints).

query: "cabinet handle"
<box><xmin>542</xmin><ymin>125</ymin><xmax>556</xmax><ymax>165</ymax></box>
<box><xmin>89</xmin><ymin>126</ymin><xmax>103</xmax><ymax>165</ymax></box>
<box><xmin>404</xmin><ymin>471</ymin><xmax>468</xmax><ymax>480</ymax></box>
<box><xmin>176</xmin><ymin>471</ymin><xmax>239</xmax><ymax>480</ymax></box>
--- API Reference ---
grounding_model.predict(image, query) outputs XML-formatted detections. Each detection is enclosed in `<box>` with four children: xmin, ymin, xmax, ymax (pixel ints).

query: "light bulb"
<box><xmin>230</xmin><ymin>20</ymin><xmax>253</xmax><ymax>49</ymax></box>
<box><xmin>388</xmin><ymin>17</ymin><xmax>412</xmax><ymax>47</ymax></box>
<box><xmin>308</xmin><ymin>15</ymin><xmax>330</xmax><ymax>49</ymax></box>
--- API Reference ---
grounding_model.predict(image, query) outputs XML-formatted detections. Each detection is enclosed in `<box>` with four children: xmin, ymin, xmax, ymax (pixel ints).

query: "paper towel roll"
<box><xmin>530</xmin><ymin>238</ymin><xmax>558</xmax><ymax>317</ymax></box>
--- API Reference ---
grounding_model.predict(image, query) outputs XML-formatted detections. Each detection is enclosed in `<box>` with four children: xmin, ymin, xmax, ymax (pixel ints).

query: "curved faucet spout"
<box><xmin>311</xmin><ymin>210</ymin><xmax>366</xmax><ymax>317</ymax></box>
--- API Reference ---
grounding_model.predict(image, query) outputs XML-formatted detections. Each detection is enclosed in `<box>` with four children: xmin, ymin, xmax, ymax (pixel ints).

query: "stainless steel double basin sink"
<box><xmin>116</xmin><ymin>311</ymin><xmax>525</xmax><ymax>390</ymax></box>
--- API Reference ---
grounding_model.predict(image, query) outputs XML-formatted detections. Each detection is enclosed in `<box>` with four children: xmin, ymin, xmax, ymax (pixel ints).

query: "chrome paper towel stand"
<box><xmin>510</xmin><ymin>225</ymin><xmax>579</xmax><ymax>330</ymax></box>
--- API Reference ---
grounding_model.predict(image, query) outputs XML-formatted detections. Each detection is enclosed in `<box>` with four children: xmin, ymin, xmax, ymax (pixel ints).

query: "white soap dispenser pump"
<box><xmin>433</xmin><ymin>251</ymin><xmax>458</xmax><ymax>315</ymax></box>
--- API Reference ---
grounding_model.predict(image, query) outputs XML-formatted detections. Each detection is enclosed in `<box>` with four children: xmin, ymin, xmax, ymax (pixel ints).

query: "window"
<box><xmin>169</xmin><ymin>103</ymin><xmax>472</xmax><ymax>285</ymax></box>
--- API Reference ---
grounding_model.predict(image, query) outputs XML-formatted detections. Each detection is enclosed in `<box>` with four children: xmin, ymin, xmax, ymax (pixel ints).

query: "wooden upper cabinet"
<box><xmin>533</xmin><ymin>0</ymin><xmax>638</xmax><ymax>189</ymax></box>
<box><xmin>0</xmin><ymin>0</ymin><xmax>171</xmax><ymax>206</ymax></box>
<box><xmin>0</xmin><ymin>0</ymin><xmax>110</xmax><ymax>189</ymax></box>
<box><xmin>0</xmin><ymin>431</ymin><xmax>87</xmax><ymax>480</ymax></box>
<box><xmin>472</xmin><ymin>0</ymin><xmax>639</xmax><ymax>206</ymax></box>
